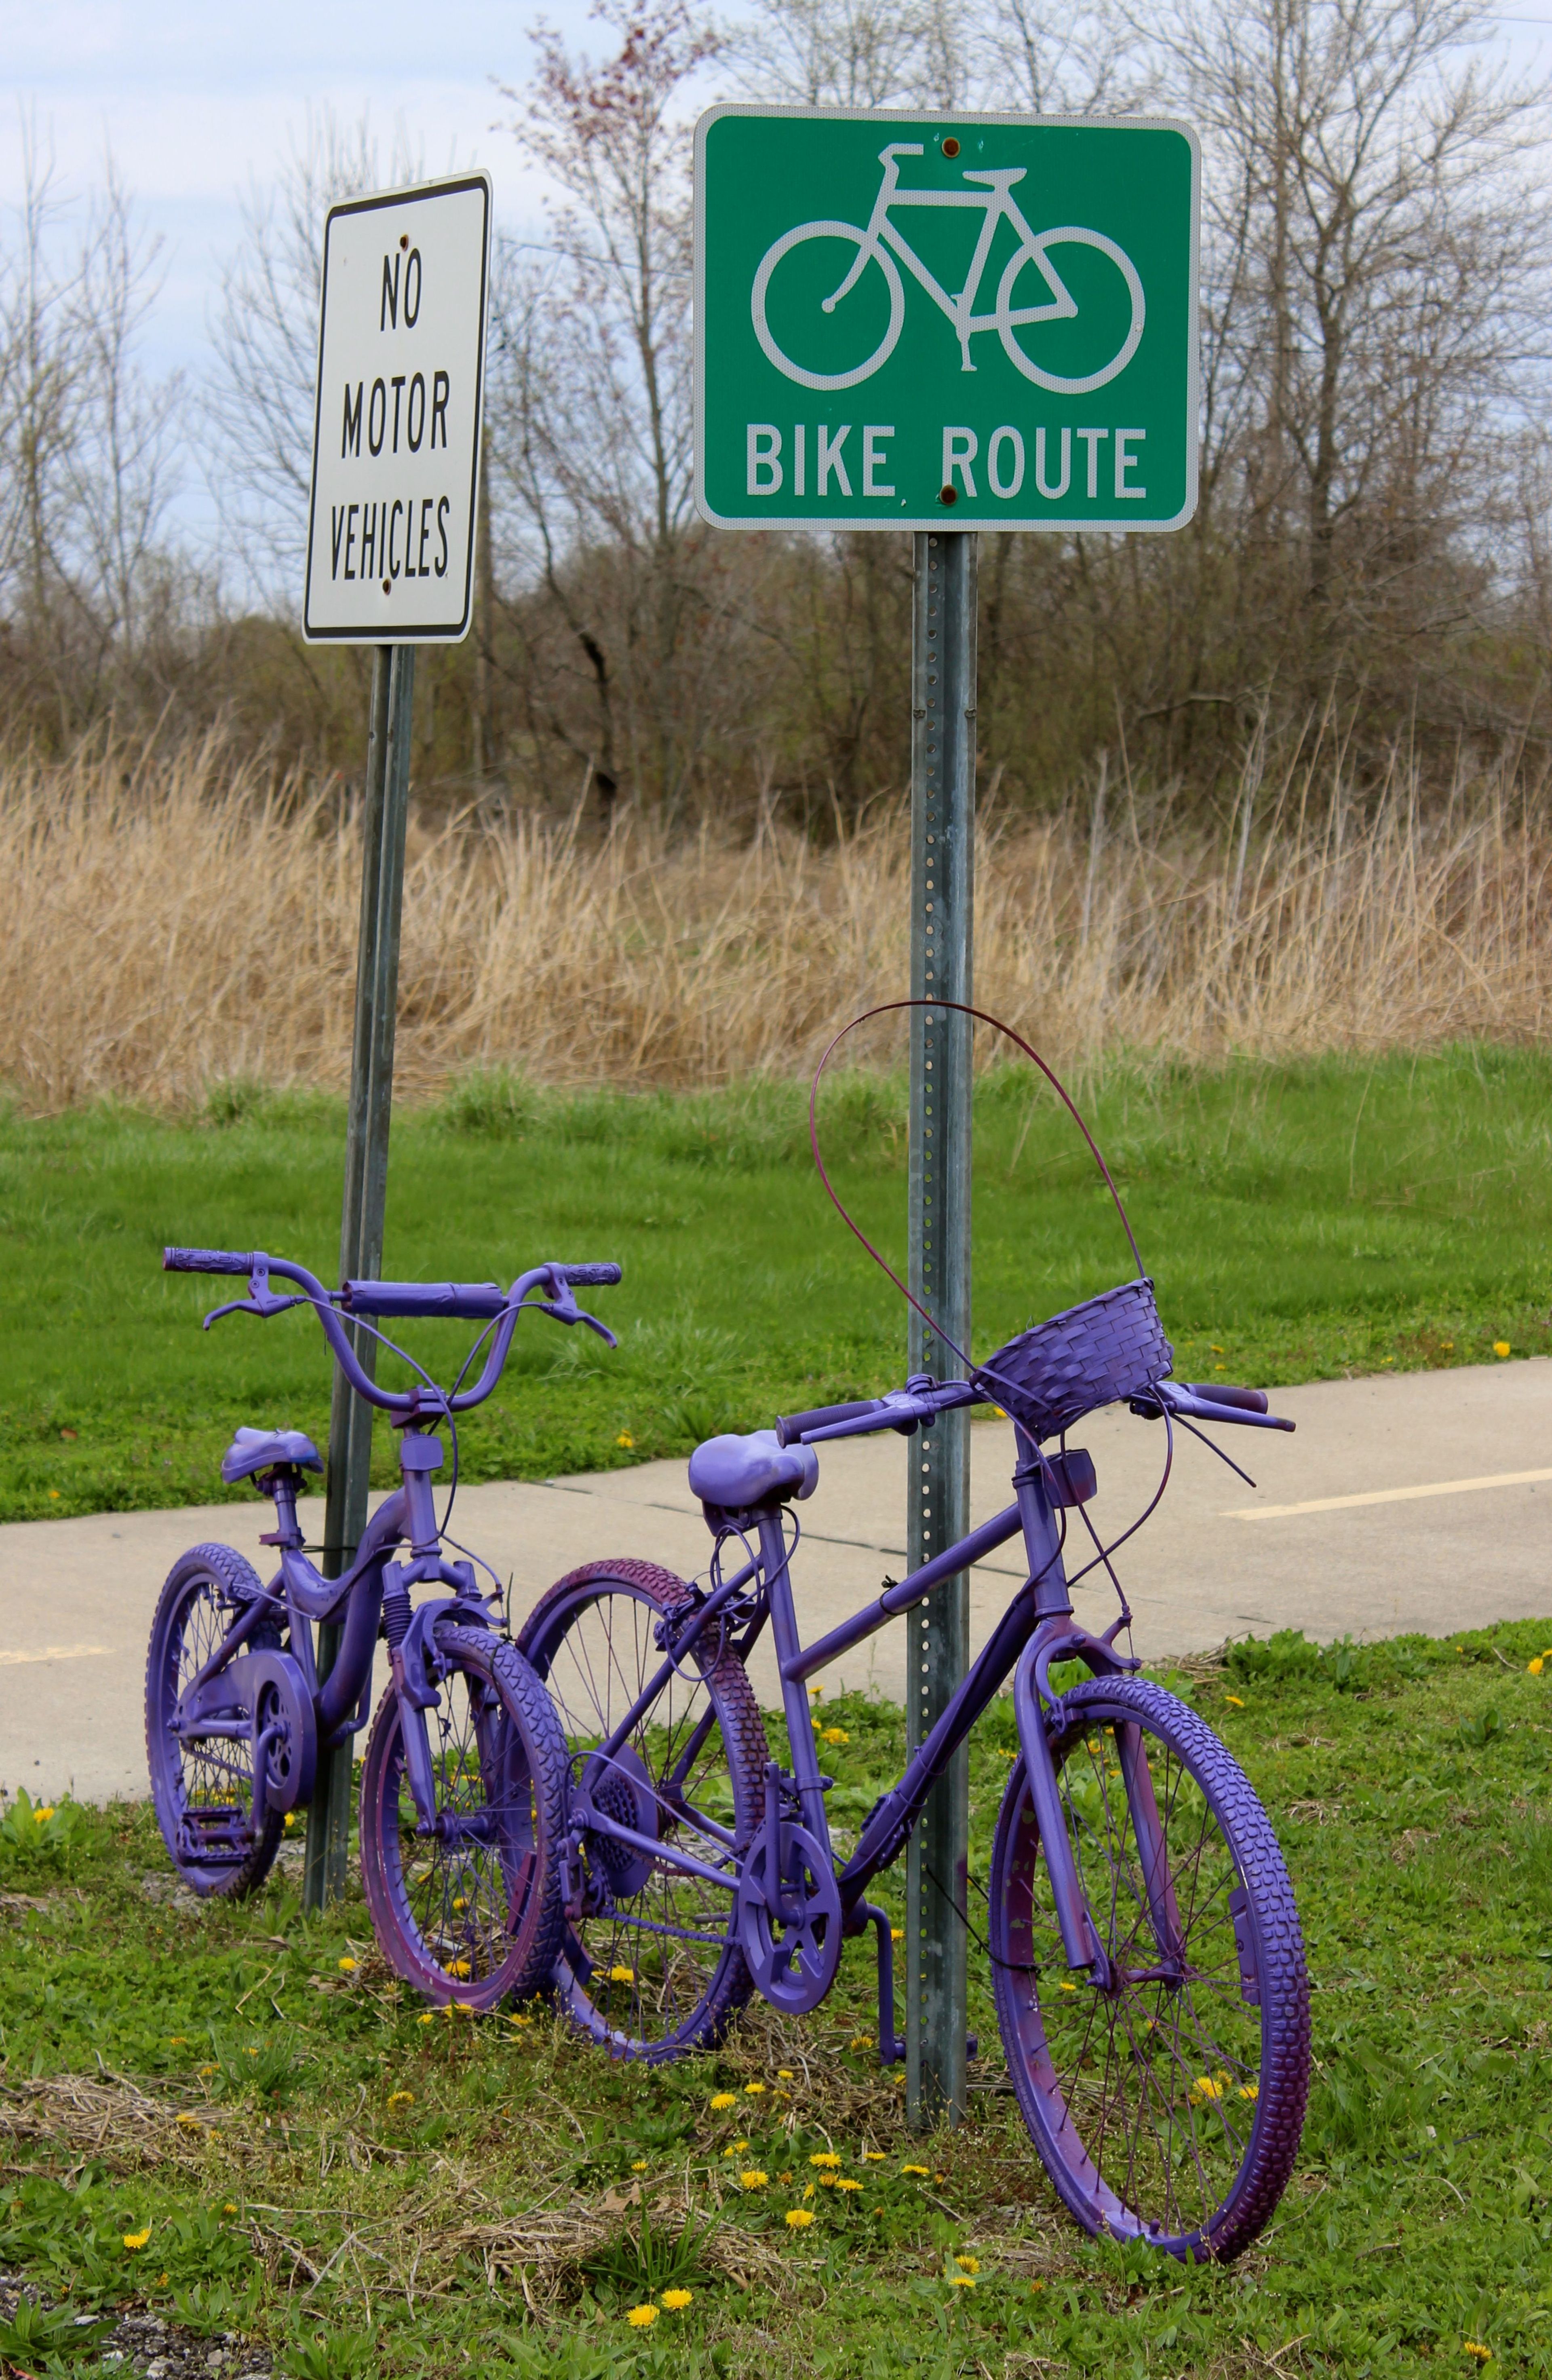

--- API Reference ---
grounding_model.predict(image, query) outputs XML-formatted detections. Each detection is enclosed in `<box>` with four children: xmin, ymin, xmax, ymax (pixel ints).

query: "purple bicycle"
<box><xmin>145</xmin><ymin>1247</ymin><xmax>620</xmax><ymax>2010</ymax></box>
<box><xmin>518</xmin><ymin>1020</ymin><xmax>1310</xmax><ymax>2262</ymax></box>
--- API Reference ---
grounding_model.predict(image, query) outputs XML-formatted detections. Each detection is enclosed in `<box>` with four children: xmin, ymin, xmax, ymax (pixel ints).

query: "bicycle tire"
<box><xmin>751</xmin><ymin>221</ymin><xmax>905</xmax><ymax>392</ymax></box>
<box><xmin>995</xmin><ymin>227</ymin><xmax>1145</xmax><ymax>395</ymax></box>
<box><xmin>358</xmin><ymin>1621</ymin><xmax>569</xmax><ymax>2009</ymax></box>
<box><xmin>518</xmin><ymin>1560</ymin><xmax>768</xmax><ymax>2063</ymax></box>
<box><xmin>988</xmin><ymin>1676</ymin><xmax>1309</xmax><ymax>2262</ymax></box>
<box><xmin>144</xmin><ymin>1544</ymin><xmax>285</xmax><ymax>1899</ymax></box>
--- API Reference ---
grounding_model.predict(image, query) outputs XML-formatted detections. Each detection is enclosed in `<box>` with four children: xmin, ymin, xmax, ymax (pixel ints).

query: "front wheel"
<box><xmin>358</xmin><ymin>1623</ymin><xmax>569</xmax><ymax>2008</ymax></box>
<box><xmin>989</xmin><ymin>1677</ymin><xmax>1309</xmax><ymax>2262</ymax></box>
<box><xmin>751</xmin><ymin>222</ymin><xmax>905</xmax><ymax>391</ymax></box>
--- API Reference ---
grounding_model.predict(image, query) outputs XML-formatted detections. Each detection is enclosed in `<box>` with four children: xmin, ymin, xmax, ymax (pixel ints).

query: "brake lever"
<box><xmin>202</xmin><ymin>1293</ymin><xmax>308</xmax><ymax>1331</ymax></box>
<box><xmin>521</xmin><ymin>1277</ymin><xmax>620</xmax><ymax>1350</ymax></box>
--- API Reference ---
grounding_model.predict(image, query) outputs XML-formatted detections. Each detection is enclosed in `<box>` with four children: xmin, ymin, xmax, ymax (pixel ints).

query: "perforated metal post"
<box><xmin>905</xmin><ymin>530</ymin><xmax>976</xmax><ymax>2127</ymax></box>
<box><xmin>304</xmin><ymin>643</ymin><xmax>416</xmax><ymax>1913</ymax></box>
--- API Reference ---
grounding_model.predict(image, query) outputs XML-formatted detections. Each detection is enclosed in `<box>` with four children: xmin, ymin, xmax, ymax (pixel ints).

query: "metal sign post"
<box><xmin>905</xmin><ymin>529</ymin><xmax>976</xmax><ymax>2125</ymax></box>
<box><xmin>299</xmin><ymin>174</ymin><xmax>491</xmax><ymax>1911</ymax></box>
<box><xmin>693</xmin><ymin>103</ymin><xmax>1198</xmax><ymax>2124</ymax></box>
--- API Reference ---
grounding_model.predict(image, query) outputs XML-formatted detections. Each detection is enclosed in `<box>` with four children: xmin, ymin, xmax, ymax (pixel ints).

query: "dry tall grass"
<box><xmin>2</xmin><ymin>733</ymin><xmax>1548</xmax><ymax>1111</ymax></box>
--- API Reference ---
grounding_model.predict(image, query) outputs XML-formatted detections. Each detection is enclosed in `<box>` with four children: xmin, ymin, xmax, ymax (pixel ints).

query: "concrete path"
<box><xmin>2</xmin><ymin>1360</ymin><xmax>1547</xmax><ymax>1805</ymax></box>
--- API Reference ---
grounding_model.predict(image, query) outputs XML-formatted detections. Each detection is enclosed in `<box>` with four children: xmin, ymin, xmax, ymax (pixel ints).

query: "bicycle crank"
<box><xmin>736</xmin><ymin>1815</ymin><xmax>843</xmax><ymax>2014</ymax></box>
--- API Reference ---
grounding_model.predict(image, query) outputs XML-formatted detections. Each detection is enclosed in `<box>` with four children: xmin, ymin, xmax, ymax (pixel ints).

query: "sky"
<box><xmin>2</xmin><ymin>0</ymin><xmax>1548</xmax><ymax>557</ymax></box>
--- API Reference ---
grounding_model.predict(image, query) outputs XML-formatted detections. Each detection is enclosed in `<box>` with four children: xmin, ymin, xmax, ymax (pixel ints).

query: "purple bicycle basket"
<box><xmin>973</xmin><ymin>1276</ymin><xmax>1173</xmax><ymax>1442</ymax></box>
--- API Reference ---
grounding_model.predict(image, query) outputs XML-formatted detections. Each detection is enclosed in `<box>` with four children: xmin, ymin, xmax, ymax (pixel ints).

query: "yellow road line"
<box><xmin>0</xmin><ymin>1643</ymin><xmax>112</xmax><ymax>1667</ymax></box>
<box><xmin>1227</xmin><ymin>1468</ymin><xmax>1552</xmax><ymax>1521</ymax></box>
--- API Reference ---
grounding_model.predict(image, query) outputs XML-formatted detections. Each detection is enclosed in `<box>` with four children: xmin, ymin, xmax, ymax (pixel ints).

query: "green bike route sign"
<box><xmin>694</xmin><ymin>107</ymin><xmax>1198</xmax><ymax>533</ymax></box>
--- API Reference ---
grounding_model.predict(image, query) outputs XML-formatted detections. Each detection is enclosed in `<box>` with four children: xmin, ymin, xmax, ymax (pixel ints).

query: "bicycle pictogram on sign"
<box><xmin>751</xmin><ymin>142</ymin><xmax>1145</xmax><ymax>396</ymax></box>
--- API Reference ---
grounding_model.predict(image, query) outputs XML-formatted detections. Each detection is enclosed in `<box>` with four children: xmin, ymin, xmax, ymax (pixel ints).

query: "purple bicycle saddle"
<box><xmin>221</xmin><ymin>1426</ymin><xmax>324</xmax><ymax>1485</ymax></box>
<box><xmin>687</xmin><ymin>1429</ymin><xmax>818</xmax><ymax>1512</ymax></box>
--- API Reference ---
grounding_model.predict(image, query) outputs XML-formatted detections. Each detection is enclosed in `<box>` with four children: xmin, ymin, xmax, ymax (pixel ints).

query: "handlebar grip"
<box><xmin>775</xmin><ymin>1399</ymin><xmax>879</xmax><ymax>1447</ymax></box>
<box><xmin>163</xmin><ymin>1247</ymin><xmax>253</xmax><ymax>1275</ymax></box>
<box><xmin>1183</xmin><ymin>1382</ymin><xmax>1269</xmax><ymax>1414</ymax></box>
<box><xmin>557</xmin><ymin>1263</ymin><xmax>622</xmax><ymax>1288</ymax></box>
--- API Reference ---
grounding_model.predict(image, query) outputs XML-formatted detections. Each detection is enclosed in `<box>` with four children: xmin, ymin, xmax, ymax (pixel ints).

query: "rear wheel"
<box><xmin>519</xmin><ymin>1561</ymin><xmax>767</xmax><ymax>2061</ymax></box>
<box><xmin>144</xmin><ymin>1544</ymin><xmax>283</xmax><ymax>1899</ymax></box>
<box><xmin>989</xmin><ymin>1677</ymin><xmax>1309</xmax><ymax>2261</ymax></box>
<box><xmin>359</xmin><ymin>1622</ymin><xmax>569</xmax><ymax>2008</ymax></box>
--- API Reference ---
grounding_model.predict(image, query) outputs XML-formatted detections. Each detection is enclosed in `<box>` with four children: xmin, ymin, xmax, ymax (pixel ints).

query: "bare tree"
<box><xmin>204</xmin><ymin>110</ymin><xmax>423</xmax><ymax>607</ymax></box>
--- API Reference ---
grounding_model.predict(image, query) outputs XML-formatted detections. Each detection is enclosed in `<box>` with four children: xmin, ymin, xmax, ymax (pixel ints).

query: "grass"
<box><xmin>1</xmin><ymin>731</ymin><xmax>1550</xmax><ymax>1113</ymax></box>
<box><xmin>6</xmin><ymin>1620</ymin><xmax>1552</xmax><ymax>2375</ymax></box>
<box><xmin>0</xmin><ymin>1044</ymin><xmax>1548</xmax><ymax>1521</ymax></box>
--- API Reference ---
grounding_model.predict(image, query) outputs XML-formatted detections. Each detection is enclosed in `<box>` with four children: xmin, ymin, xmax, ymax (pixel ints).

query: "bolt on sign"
<box><xmin>304</xmin><ymin>172</ymin><xmax>492</xmax><ymax>641</ymax></box>
<box><xmin>694</xmin><ymin>109</ymin><xmax>1198</xmax><ymax>532</ymax></box>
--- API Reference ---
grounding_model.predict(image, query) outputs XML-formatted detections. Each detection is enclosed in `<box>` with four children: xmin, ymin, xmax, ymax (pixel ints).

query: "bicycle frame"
<box><xmin>835</xmin><ymin>143</ymin><xmax>1067</xmax><ymax>369</ymax></box>
<box><xmin>571</xmin><ymin>1416</ymin><xmax>1159</xmax><ymax>1997</ymax></box>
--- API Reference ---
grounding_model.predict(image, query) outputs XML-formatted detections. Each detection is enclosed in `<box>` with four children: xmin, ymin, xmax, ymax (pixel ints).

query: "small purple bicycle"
<box><xmin>144</xmin><ymin>1247</ymin><xmax>620</xmax><ymax>2010</ymax></box>
<box><xmin>519</xmin><ymin>1018</ymin><xmax>1312</xmax><ymax>2263</ymax></box>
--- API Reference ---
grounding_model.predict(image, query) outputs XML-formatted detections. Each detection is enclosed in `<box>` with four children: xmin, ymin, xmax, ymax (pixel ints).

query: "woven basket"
<box><xmin>973</xmin><ymin>1277</ymin><xmax>1172</xmax><ymax>1441</ymax></box>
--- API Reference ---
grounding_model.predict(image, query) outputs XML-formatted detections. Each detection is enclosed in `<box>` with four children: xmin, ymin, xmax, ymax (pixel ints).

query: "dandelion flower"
<box><xmin>34</xmin><ymin>1807</ymin><xmax>53</xmax><ymax>1822</ymax></box>
<box><xmin>739</xmin><ymin>2170</ymin><xmax>768</xmax><ymax>2190</ymax></box>
<box><xmin>744</xmin><ymin>2080</ymin><xmax>765</xmax><ymax>2095</ymax></box>
<box><xmin>122</xmin><ymin>2227</ymin><xmax>151</xmax><ymax>2250</ymax></box>
<box><xmin>625</xmin><ymin>2302</ymin><xmax>657</xmax><ymax>2327</ymax></box>
<box><xmin>777</xmin><ymin>2067</ymin><xmax>795</xmax><ymax>2079</ymax></box>
<box><xmin>1530</xmin><ymin>1659</ymin><xmax>1544</xmax><ymax>1676</ymax></box>
<box><xmin>818</xmin><ymin>2174</ymin><xmax>839</xmax><ymax>2188</ymax></box>
<box><xmin>710</xmin><ymin>2091</ymin><xmax>737</xmax><ymax>2109</ymax></box>
<box><xmin>810</xmin><ymin>2152</ymin><xmax>842</xmax><ymax>2169</ymax></box>
<box><xmin>851</xmin><ymin>2035</ymin><xmax>873</xmax><ymax>2049</ymax></box>
<box><xmin>452</xmin><ymin>1896</ymin><xmax>467</xmax><ymax>1913</ymax></box>
<box><xmin>1238</xmin><ymin>2083</ymin><xmax>1259</xmax><ymax>2101</ymax></box>
<box><xmin>903</xmin><ymin>2164</ymin><xmax>930</xmax><ymax>2177</ymax></box>
<box><xmin>890</xmin><ymin>1926</ymin><xmax>905</xmax><ymax>1943</ymax></box>
<box><xmin>948</xmin><ymin>2274</ymin><xmax>975</xmax><ymax>2288</ymax></box>
<box><xmin>1193</xmin><ymin>2075</ymin><xmax>1223</xmax><ymax>2101</ymax></box>
<box><xmin>822</xmin><ymin>1727</ymin><xmax>850</xmax><ymax>1746</ymax></box>
<box><xmin>785</xmin><ymin>2207</ymin><xmax>814</xmax><ymax>2229</ymax></box>
<box><xmin>732</xmin><ymin>2139</ymin><xmax>749</xmax><ymax>2152</ymax></box>
<box><xmin>631</xmin><ymin>2159</ymin><xmax>648</xmax><ymax>2172</ymax></box>
<box><xmin>835</xmin><ymin>2177</ymin><xmax>862</xmax><ymax>2192</ymax></box>
<box><xmin>1058</xmin><ymin>1980</ymin><xmax>1077</xmax><ymax>1993</ymax></box>
<box><xmin>660</xmin><ymin>2288</ymin><xmax>692</xmax><ymax>2310</ymax></box>
<box><xmin>616</xmin><ymin>1433</ymin><xmax>635</xmax><ymax>1450</ymax></box>
<box><xmin>608</xmin><ymin>1965</ymin><xmax>636</xmax><ymax>1984</ymax></box>
<box><xmin>1225</xmin><ymin>1694</ymin><xmax>1244</xmax><ymax>1708</ymax></box>
<box><xmin>418</xmin><ymin>2012</ymin><xmax>434</xmax><ymax>2026</ymax></box>
<box><xmin>1464</xmin><ymin>2346</ymin><xmax>1492</xmax><ymax>2365</ymax></box>
<box><xmin>168</xmin><ymin>2037</ymin><xmax>188</xmax><ymax>2046</ymax></box>
<box><xmin>1495</xmin><ymin>1342</ymin><xmax>1511</xmax><ymax>1359</ymax></box>
<box><xmin>338</xmin><ymin>1956</ymin><xmax>357</xmax><ymax>1973</ymax></box>
<box><xmin>388</xmin><ymin>2091</ymin><xmax>413</xmax><ymax>2109</ymax></box>
<box><xmin>222</xmin><ymin>2203</ymin><xmax>237</xmax><ymax>2215</ymax></box>
<box><xmin>955</xmin><ymin>2255</ymin><xmax>980</xmax><ymax>2273</ymax></box>
<box><xmin>198</xmin><ymin>2063</ymin><xmax>216</xmax><ymax>2078</ymax></box>
<box><xmin>175</xmin><ymin>2112</ymin><xmax>203</xmax><ymax>2131</ymax></box>
<box><xmin>862</xmin><ymin>2151</ymin><xmax>885</xmax><ymax>2163</ymax></box>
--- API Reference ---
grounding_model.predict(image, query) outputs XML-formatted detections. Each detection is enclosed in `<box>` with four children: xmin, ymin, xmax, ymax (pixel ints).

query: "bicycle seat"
<box><xmin>221</xmin><ymin>1427</ymin><xmax>323</xmax><ymax>1485</ymax></box>
<box><xmin>687</xmin><ymin>1430</ymin><xmax>818</xmax><ymax>1514</ymax></box>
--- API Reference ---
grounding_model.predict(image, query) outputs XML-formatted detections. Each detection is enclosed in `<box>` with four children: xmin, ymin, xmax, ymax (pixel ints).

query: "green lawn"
<box><xmin>5</xmin><ymin>1621</ymin><xmax>1552</xmax><ymax>2376</ymax></box>
<box><xmin>1</xmin><ymin>1045</ymin><xmax>1549</xmax><ymax>1521</ymax></box>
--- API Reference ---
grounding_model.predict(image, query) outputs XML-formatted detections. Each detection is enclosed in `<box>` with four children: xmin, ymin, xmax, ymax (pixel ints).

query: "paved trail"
<box><xmin>2</xmin><ymin>1360</ymin><xmax>1546</xmax><ymax>1803</ymax></box>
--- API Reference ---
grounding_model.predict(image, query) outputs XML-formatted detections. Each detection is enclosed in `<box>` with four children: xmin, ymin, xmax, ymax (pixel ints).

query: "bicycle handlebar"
<box><xmin>162</xmin><ymin>1249</ymin><xmax>621</xmax><ymax>1415</ymax></box>
<box><xmin>776</xmin><ymin>1379</ymin><xmax>982</xmax><ymax>1446</ymax></box>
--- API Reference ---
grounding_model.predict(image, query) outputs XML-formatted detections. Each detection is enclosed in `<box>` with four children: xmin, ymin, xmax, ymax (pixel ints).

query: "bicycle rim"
<box><xmin>144</xmin><ymin>1548</ymin><xmax>281</xmax><ymax>1898</ymax></box>
<box><xmin>995</xmin><ymin>228</ymin><xmax>1145</xmax><ymax>395</ymax></box>
<box><xmin>751</xmin><ymin>222</ymin><xmax>905</xmax><ymax>393</ymax></box>
<box><xmin>989</xmin><ymin>1676</ymin><xmax>1309</xmax><ymax>2260</ymax></box>
<box><xmin>519</xmin><ymin>1562</ymin><xmax>765</xmax><ymax>2061</ymax></box>
<box><xmin>360</xmin><ymin>1628</ymin><xmax>560</xmax><ymax>2008</ymax></box>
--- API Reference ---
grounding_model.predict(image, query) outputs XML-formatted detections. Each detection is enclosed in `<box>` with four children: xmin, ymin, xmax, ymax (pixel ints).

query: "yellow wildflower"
<box><xmin>1193</xmin><ymin>2075</ymin><xmax>1224</xmax><ymax>2100</ymax></box>
<box><xmin>739</xmin><ymin>2170</ymin><xmax>768</xmax><ymax>2190</ymax></box>
<box><xmin>862</xmin><ymin>2151</ymin><xmax>885</xmax><ymax>2162</ymax></box>
<box><xmin>338</xmin><ymin>1956</ymin><xmax>357</xmax><ymax>1973</ymax></box>
<box><xmin>661</xmin><ymin>2288</ymin><xmax>692</xmax><ymax>2310</ymax></box>
<box><xmin>1058</xmin><ymin>1980</ymin><xmax>1077</xmax><ymax>1993</ymax></box>
<box><xmin>1225</xmin><ymin>1694</ymin><xmax>1244</xmax><ymax>1708</ymax></box>
<box><xmin>818</xmin><ymin>2174</ymin><xmax>838</xmax><ymax>2188</ymax></box>
<box><xmin>710</xmin><ymin>2091</ymin><xmax>737</xmax><ymax>2110</ymax></box>
<box><xmin>786</xmin><ymin>2207</ymin><xmax>814</xmax><ymax>2229</ymax></box>
<box><xmin>810</xmin><ymin>2152</ymin><xmax>842</xmax><ymax>2170</ymax></box>
<box><xmin>955</xmin><ymin>2255</ymin><xmax>980</xmax><ymax>2274</ymax></box>
<box><xmin>890</xmin><ymin>1926</ymin><xmax>905</xmax><ymax>1943</ymax></box>
<box><xmin>617</xmin><ymin>1433</ymin><xmax>635</xmax><ymax>1449</ymax></box>
<box><xmin>388</xmin><ymin>2091</ymin><xmax>413</xmax><ymax>2108</ymax></box>
<box><xmin>449</xmin><ymin>1959</ymin><xmax>471</xmax><ymax>1978</ymax></box>
<box><xmin>1530</xmin><ymin>1658</ymin><xmax>1544</xmax><ymax>1677</ymax></box>
<box><xmin>1238</xmin><ymin>2082</ymin><xmax>1259</xmax><ymax>2101</ymax></box>
<box><xmin>222</xmin><ymin>2204</ymin><xmax>237</xmax><ymax>2215</ymax></box>
<box><xmin>608</xmin><ymin>1966</ymin><xmax>636</xmax><ymax>1984</ymax></box>
<box><xmin>34</xmin><ymin>1807</ymin><xmax>54</xmax><ymax>1822</ymax></box>
<box><xmin>777</xmin><ymin>2067</ymin><xmax>795</xmax><ymax>2078</ymax></box>
<box><xmin>625</xmin><ymin>2302</ymin><xmax>657</xmax><ymax>2326</ymax></box>
<box><xmin>175</xmin><ymin>2112</ymin><xmax>203</xmax><ymax>2131</ymax></box>
<box><xmin>1495</xmin><ymin>1342</ymin><xmax>1511</xmax><ymax>1359</ymax></box>
<box><xmin>744</xmin><ymin>2080</ymin><xmax>765</xmax><ymax>2095</ymax></box>
<box><xmin>835</xmin><ymin>2177</ymin><xmax>862</xmax><ymax>2192</ymax></box>
<box><xmin>168</xmin><ymin>2037</ymin><xmax>188</xmax><ymax>2046</ymax></box>
<box><xmin>198</xmin><ymin>2063</ymin><xmax>216</xmax><ymax>2077</ymax></box>
<box><xmin>822</xmin><ymin>1727</ymin><xmax>850</xmax><ymax>1746</ymax></box>
<box><xmin>948</xmin><ymin>2274</ymin><xmax>975</xmax><ymax>2288</ymax></box>
<box><xmin>122</xmin><ymin>2227</ymin><xmax>151</xmax><ymax>2250</ymax></box>
<box><xmin>417</xmin><ymin>2013</ymin><xmax>434</xmax><ymax>2026</ymax></box>
<box><xmin>1464</xmin><ymin>2348</ymin><xmax>1492</xmax><ymax>2366</ymax></box>
<box><xmin>284</xmin><ymin>1813</ymin><xmax>296</xmax><ymax>1828</ymax></box>
<box><xmin>903</xmin><ymin>2163</ymin><xmax>930</xmax><ymax>2176</ymax></box>
<box><xmin>851</xmin><ymin>2035</ymin><xmax>873</xmax><ymax>2049</ymax></box>
<box><xmin>631</xmin><ymin>2159</ymin><xmax>648</xmax><ymax>2172</ymax></box>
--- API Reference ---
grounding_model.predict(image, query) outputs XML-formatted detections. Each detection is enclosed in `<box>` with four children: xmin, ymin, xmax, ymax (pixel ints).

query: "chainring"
<box><xmin>736</xmin><ymin>1817</ymin><xmax>843</xmax><ymax>2014</ymax></box>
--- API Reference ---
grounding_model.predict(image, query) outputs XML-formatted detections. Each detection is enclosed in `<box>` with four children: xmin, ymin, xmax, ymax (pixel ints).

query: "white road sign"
<box><xmin>303</xmin><ymin>173</ymin><xmax>491</xmax><ymax>643</ymax></box>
